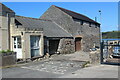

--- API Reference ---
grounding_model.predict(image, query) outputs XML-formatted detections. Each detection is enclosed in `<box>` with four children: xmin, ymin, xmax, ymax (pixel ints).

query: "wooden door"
<box><xmin>75</xmin><ymin>38</ymin><xmax>81</xmax><ymax>51</ymax></box>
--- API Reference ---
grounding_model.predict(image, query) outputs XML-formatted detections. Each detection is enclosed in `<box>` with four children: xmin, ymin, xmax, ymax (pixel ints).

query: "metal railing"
<box><xmin>101</xmin><ymin>40</ymin><xmax>120</xmax><ymax>64</ymax></box>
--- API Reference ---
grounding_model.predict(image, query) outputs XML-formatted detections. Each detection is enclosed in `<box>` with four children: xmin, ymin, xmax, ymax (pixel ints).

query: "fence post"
<box><xmin>100</xmin><ymin>41</ymin><xmax>104</xmax><ymax>63</ymax></box>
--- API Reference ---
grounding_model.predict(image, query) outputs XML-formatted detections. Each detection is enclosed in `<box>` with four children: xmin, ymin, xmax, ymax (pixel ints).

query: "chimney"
<box><xmin>95</xmin><ymin>17</ymin><xmax>97</xmax><ymax>22</ymax></box>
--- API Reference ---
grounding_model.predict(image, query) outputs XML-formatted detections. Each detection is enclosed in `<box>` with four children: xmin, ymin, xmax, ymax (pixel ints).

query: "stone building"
<box><xmin>40</xmin><ymin>5</ymin><xmax>101</xmax><ymax>52</ymax></box>
<box><xmin>0</xmin><ymin>3</ymin><xmax>100</xmax><ymax>60</ymax></box>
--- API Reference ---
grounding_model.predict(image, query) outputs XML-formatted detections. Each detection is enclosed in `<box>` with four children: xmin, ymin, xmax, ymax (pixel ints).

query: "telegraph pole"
<box><xmin>99</xmin><ymin>10</ymin><xmax>102</xmax><ymax>42</ymax></box>
<box><xmin>99</xmin><ymin>10</ymin><xmax>103</xmax><ymax>63</ymax></box>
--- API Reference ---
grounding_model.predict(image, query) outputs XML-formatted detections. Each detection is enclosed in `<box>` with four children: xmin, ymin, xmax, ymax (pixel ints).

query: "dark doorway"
<box><xmin>49</xmin><ymin>39</ymin><xmax>60</xmax><ymax>55</ymax></box>
<box><xmin>75</xmin><ymin>37</ymin><xmax>82</xmax><ymax>51</ymax></box>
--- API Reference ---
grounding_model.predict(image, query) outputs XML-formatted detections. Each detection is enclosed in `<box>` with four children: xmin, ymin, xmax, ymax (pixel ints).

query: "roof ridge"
<box><xmin>0</xmin><ymin>3</ymin><xmax>14</xmax><ymax>13</ymax></box>
<box><xmin>16</xmin><ymin>15</ymin><xmax>52</xmax><ymax>21</ymax></box>
<box><xmin>54</xmin><ymin>5</ymin><xmax>100</xmax><ymax>24</ymax></box>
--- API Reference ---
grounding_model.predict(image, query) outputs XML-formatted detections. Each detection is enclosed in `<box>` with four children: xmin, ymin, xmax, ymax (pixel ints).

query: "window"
<box><xmin>89</xmin><ymin>23</ymin><xmax>91</xmax><ymax>27</ymax></box>
<box><xmin>81</xmin><ymin>21</ymin><xmax>83</xmax><ymax>25</ymax></box>
<box><xmin>73</xmin><ymin>18</ymin><xmax>81</xmax><ymax>24</ymax></box>
<box><xmin>73</xmin><ymin>17</ymin><xmax>84</xmax><ymax>25</ymax></box>
<box><xmin>17</xmin><ymin>37</ymin><xmax>22</xmax><ymax>48</ymax></box>
<box><xmin>14</xmin><ymin>37</ymin><xmax>22</xmax><ymax>48</ymax></box>
<box><xmin>14</xmin><ymin>37</ymin><xmax>16</xmax><ymax>48</ymax></box>
<box><xmin>95</xmin><ymin>24</ymin><xmax>98</xmax><ymax>28</ymax></box>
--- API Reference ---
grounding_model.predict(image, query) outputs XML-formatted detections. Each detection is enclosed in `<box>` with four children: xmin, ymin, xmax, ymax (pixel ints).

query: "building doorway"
<box><xmin>13</xmin><ymin>36</ymin><xmax>22</xmax><ymax>59</ymax></box>
<box><xmin>49</xmin><ymin>39</ymin><xmax>60</xmax><ymax>55</ymax></box>
<box><xmin>30</xmin><ymin>36</ymin><xmax>40</xmax><ymax>58</ymax></box>
<box><xmin>75</xmin><ymin>37</ymin><xmax>82</xmax><ymax>51</ymax></box>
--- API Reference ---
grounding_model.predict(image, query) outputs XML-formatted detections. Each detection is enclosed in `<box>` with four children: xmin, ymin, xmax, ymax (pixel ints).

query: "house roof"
<box><xmin>0</xmin><ymin>3</ymin><xmax>14</xmax><ymax>13</ymax></box>
<box><xmin>15</xmin><ymin>15</ymin><xmax>72</xmax><ymax>37</ymax></box>
<box><xmin>54</xmin><ymin>5</ymin><xmax>100</xmax><ymax>25</ymax></box>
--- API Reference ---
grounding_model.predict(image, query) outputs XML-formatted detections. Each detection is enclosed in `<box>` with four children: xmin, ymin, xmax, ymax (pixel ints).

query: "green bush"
<box><xmin>0</xmin><ymin>50</ymin><xmax>6</xmax><ymax>53</ymax></box>
<box><xmin>6</xmin><ymin>49</ymin><xmax>14</xmax><ymax>53</ymax></box>
<box><xmin>0</xmin><ymin>50</ymin><xmax>14</xmax><ymax>53</ymax></box>
<box><xmin>102</xmin><ymin>31</ymin><xmax>120</xmax><ymax>39</ymax></box>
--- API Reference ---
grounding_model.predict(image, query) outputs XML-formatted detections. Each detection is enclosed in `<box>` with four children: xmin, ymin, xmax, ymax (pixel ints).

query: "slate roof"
<box><xmin>54</xmin><ymin>5</ymin><xmax>100</xmax><ymax>25</ymax></box>
<box><xmin>15</xmin><ymin>15</ymin><xmax>72</xmax><ymax>37</ymax></box>
<box><xmin>0</xmin><ymin>3</ymin><xmax>14</xmax><ymax>13</ymax></box>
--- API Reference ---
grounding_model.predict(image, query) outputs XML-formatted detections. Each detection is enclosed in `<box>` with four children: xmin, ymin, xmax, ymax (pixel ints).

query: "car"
<box><xmin>112</xmin><ymin>46</ymin><xmax>120</xmax><ymax>58</ymax></box>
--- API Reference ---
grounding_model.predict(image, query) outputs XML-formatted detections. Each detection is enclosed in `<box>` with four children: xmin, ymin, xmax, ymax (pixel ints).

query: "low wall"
<box><xmin>58</xmin><ymin>38</ymin><xmax>75</xmax><ymax>54</ymax></box>
<box><xmin>89</xmin><ymin>50</ymin><xmax>100</xmax><ymax>64</ymax></box>
<box><xmin>0</xmin><ymin>52</ymin><xmax>16</xmax><ymax>67</ymax></box>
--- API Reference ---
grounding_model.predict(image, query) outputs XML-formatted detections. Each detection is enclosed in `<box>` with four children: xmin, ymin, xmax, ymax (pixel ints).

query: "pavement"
<box><xmin>60</xmin><ymin>64</ymin><xmax>119</xmax><ymax>78</ymax></box>
<box><xmin>1</xmin><ymin>51</ymin><xmax>120</xmax><ymax>78</ymax></box>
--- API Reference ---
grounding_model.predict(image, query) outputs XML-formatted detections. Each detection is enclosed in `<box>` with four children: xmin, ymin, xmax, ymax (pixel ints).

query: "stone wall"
<box><xmin>73</xmin><ymin>19</ymin><xmax>100</xmax><ymax>52</ymax></box>
<box><xmin>82</xmin><ymin>35</ymin><xmax>100</xmax><ymax>52</ymax></box>
<box><xmin>89</xmin><ymin>50</ymin><xmax>100</xmax><ymax>64</ymax></box>
<box><xmin>0</xmin><ymin>52</ymin><xmax>16</xmax><ymax>67</ymax></box>
<box><xmin>58</xmin><ymin>38</ymin><xmax>75</xmax><ymax>54</ymax></box>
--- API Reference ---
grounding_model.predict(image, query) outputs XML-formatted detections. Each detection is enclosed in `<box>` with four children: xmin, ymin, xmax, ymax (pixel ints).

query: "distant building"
<box><xmin>0</xmin><ymin>3</ymin><xmax>100</xmax><ymax>60</ymax></box>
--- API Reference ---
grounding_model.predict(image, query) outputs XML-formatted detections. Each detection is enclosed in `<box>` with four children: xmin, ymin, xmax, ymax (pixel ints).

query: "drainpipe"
<box><xmin>7</xmin><ymin>12</ymin><xmax>11</xmax><ymax>50</ymax></box>
<box><xmin>98</xmin><ymin>10</ymin><xmax>102</xmax><ymax>42</ymax></box>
